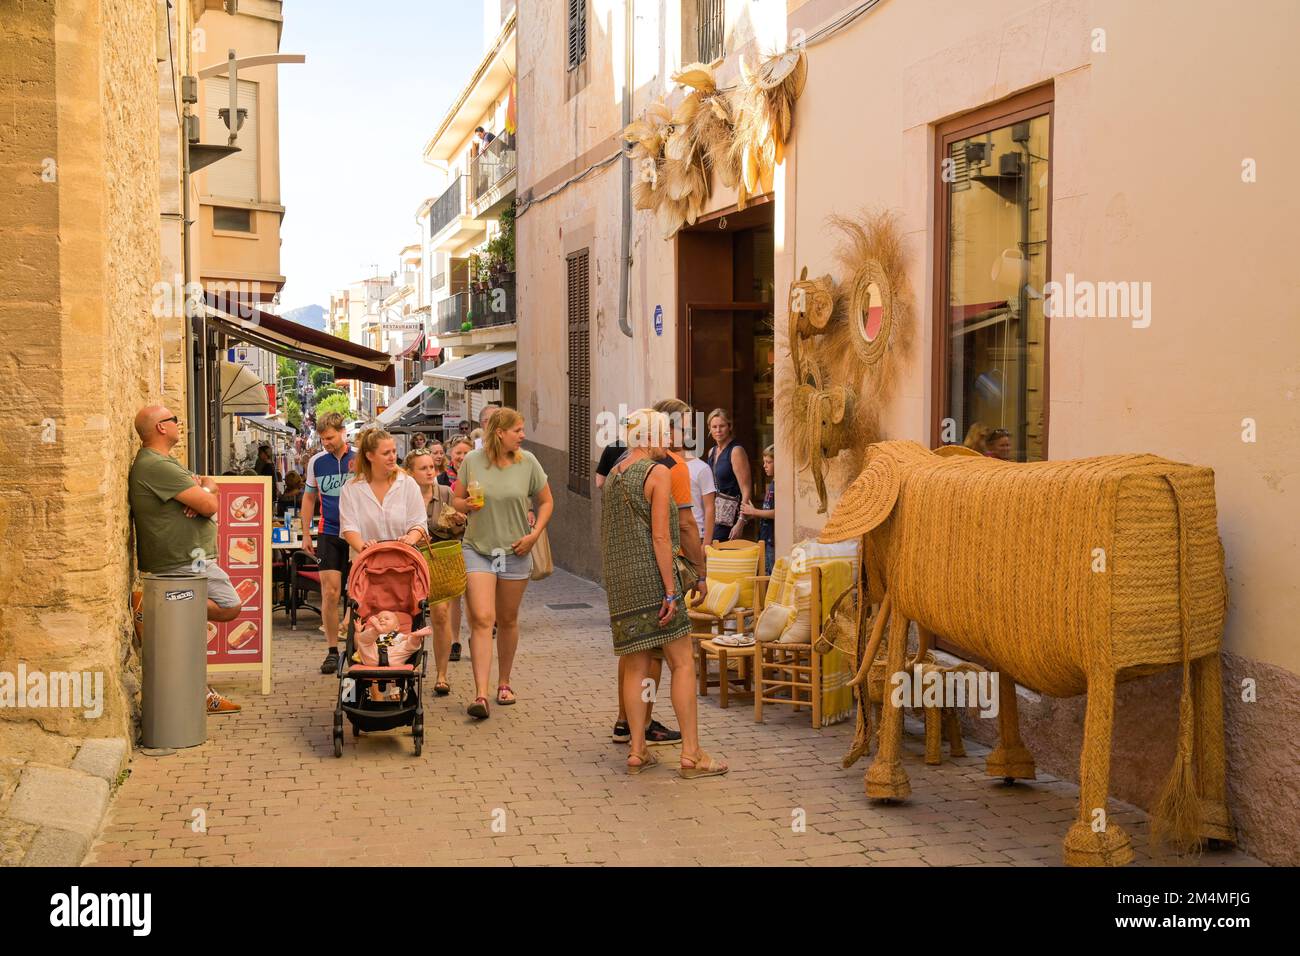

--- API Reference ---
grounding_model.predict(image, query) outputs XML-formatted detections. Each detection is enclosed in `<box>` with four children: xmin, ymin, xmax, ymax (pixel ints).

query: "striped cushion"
<box><xmin>704</xmin><ymin>542</ymin><xmax>764</xmax><ymax>609</ymax></box>
<box><xmin>697</xmin><ymin>579</ymin><xmax>740</xmax><ymax>617</ymax></box>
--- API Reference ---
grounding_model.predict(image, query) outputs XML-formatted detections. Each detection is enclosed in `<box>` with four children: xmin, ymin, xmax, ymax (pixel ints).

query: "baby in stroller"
<box><xmin>333</xmin><ymin>541</ymin><xmax>430</xmax><ymax>757</ymax></box>
<box><xmin>353</xmin><ymin>611</ymin><xmax>430</xmax><ymax>701</ymax></box>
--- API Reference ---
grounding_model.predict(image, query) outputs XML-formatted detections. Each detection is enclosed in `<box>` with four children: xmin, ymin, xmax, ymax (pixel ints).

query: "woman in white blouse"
<box><xmin>339</xmin><ymin>428</ymin><xmax>427</xmax><ymax>556</ymax></box>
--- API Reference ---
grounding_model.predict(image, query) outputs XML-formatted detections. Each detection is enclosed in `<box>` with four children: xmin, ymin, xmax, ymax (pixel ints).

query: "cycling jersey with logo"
<box><xmin>305</xmin><ymin>447</ymin><xmax>356</xmax><ymax>536</ymax></box>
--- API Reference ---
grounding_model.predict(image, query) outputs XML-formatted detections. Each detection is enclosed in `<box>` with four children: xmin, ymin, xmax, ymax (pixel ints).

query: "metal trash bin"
<box><xmin>140</xmin><ymin>571</ymin><xmax>208</xmax><ymax>749</ymax></box>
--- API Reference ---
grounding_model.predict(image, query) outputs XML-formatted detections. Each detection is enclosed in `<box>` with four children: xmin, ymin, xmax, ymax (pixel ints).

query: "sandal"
<box><xmin>496</xmin><ymin>683</ymin><xmax>517</xmax><ymax>706</ymax></box>
<box><xmin>467</xmin><ymin>696</ymin><xmax>490</xmax><ymax>720</ymax></box>
<box><xmin>626</xmin><ymin>750</ymin><xmax>659</xmax><ymax>775</ymax></box>
<box><xmin>679</xmin><ymin>752</ymin><xmax>729</xmax><ymax>779</ymax></box>
<box><xmin>433</xmin><ymin>679</ymin><xmax>450</xmax><ymax>696</ymax></box>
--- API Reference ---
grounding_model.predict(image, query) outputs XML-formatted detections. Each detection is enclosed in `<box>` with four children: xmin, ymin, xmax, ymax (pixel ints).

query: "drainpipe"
<box><xmin>617</xmin><ymin>0</ymin><xmax>634</xmax><ymax>338</ymax></box>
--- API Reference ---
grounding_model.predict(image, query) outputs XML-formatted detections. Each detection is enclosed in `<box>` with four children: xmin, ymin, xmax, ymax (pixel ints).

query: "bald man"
<box><xmin>128</xmin><ymin>405</ymin><xmax>241</xmax><ymax>715</ymax></box>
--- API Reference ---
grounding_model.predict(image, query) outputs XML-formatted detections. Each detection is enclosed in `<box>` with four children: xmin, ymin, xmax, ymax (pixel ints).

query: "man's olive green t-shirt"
<box><xmin>459</xmin><ymin>449</ymin><xmax>547</xmax><ymax>558</ymax></box>
<box><xmin>129</xmin><ymin>448</ymin><xmax>217</xmax><ymax>572</ymax></box>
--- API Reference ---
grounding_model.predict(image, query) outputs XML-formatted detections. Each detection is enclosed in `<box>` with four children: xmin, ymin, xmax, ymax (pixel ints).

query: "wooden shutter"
<box><xmin>567</xmin><ymin>249</ymin><xmax>591</xmax><ymax>496</ymax></box>
<box><xmin>567</xmin><ymin>0</ymin><xmax>587</xmax><ymax>71</ymax></box>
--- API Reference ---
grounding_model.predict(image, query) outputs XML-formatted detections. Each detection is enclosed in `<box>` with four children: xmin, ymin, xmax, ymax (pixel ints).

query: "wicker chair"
<box><xmin>690</xmin><ymin>540</ymin><xmax>764</xmax><ymax>703</ymax></box>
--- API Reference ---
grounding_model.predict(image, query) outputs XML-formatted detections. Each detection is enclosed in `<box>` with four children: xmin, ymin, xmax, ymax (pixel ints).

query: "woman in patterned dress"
<box><xmin>602</xmin><ymin>408</ymin><xmax>728</xmax><ymax>778</ymax></box>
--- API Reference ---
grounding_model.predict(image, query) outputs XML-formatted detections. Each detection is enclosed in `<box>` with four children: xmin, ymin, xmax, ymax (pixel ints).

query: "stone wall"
<box><xmin>0</xmin><ymin>0</ymin><xmax>165</xmax><ymax>755</ymax></box>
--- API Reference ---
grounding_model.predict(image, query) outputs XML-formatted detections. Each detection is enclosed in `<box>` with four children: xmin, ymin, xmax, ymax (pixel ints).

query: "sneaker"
<box><xmin>206</xmin><ymin>692</ymin><xmax>240</xmax><ymax>715</ymax></box>
<box><xmin>320</xmin><ymin>648</ymin><xmax>340</xmax><ymax>674</ymax></box>
<box><xmin>449</xmin><ymin>642</ymin><xmax>461</xmax><ymax>662</ymax></box>
<box><xmin>646</xmin><ymin>720</ymin><xmax>682</xmax><ymax>746</ymax></box>
<box><xmin>612</xmin><ymin>721</ymin><xmax>631</xmax><ymax>744</ymax></box>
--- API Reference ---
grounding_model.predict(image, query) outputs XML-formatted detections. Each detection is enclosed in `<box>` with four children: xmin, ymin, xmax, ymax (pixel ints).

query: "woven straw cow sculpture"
<box><xmin>820</xmin><ymin>440</ymin><xmax>1235</xmax><ymax>866</ymax></box>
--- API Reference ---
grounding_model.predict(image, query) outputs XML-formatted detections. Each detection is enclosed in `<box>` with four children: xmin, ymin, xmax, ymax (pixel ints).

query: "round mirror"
<box><xmin>850</xmin><ymin>260</ymin><xmax>893</xmax><ymax>366</ymax></box>
<box><xmin>861</xmin><ymin>282</ymin><xmax>884</xmax><ymax>342</ymax></box>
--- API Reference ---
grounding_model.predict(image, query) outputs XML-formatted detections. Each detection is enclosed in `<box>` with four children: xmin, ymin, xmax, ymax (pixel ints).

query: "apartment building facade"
<box><xmin>419</xmin><ymin>1</ymin><xmax>520</xmax><ymax>437</ymax></box>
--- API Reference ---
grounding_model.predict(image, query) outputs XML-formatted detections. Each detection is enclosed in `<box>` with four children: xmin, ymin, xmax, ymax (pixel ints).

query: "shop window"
<box><xmin>567</xmin><ymin>248</ymin><xmax>591</xmax><ymax>497</ymax></box>
<box><xmin>934</xmin><ymin>87</ymin><xmax>1052</xmax><ymax>461</ymax></box>
<box><xmin>213</xmin><ymin>206</ymin><xmax>252</xmax><ymax>232</ymax></box>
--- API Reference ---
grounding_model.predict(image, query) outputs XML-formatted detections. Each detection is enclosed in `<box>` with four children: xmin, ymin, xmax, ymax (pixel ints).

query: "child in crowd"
<box><xmin>741</xmin><ymin>445</ymin><xmax>776</xmax><ymax>574</ymax></box>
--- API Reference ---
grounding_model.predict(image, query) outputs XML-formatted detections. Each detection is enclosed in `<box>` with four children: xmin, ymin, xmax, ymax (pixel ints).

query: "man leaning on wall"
<box><xmin>128</xmin><ymin>405</ymin><xmax>242</xmax><ymax>715</ymax></box>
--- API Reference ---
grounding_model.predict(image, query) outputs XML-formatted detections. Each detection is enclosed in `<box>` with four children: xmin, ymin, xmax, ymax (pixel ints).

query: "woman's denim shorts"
<box><xmin>463</xmin><ymin>545</ymin><xmax>533</xmax><ymax>581</ymax></box>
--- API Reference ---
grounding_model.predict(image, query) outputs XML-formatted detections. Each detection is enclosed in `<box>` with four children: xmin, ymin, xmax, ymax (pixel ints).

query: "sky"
<box><xmin>277</xmin><ymin>1</ymin><xmax>484</xmax><ymax>312</ymax></box>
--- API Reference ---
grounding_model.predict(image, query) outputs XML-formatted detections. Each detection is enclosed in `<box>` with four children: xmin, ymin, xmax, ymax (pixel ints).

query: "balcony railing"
<box><xmin>429</xmin><ymin>175</ymin><xmax>466</xmax><ymax>236</ymax></box>
<box><xmin>471</xmin><ymin>134</ymin><xmax>517</xmax><ymax>204</ymax></box>
<box><xmin>437</xmin><ymin>274</ymin><xmax>516</xmax><ymax>335</ymax></box>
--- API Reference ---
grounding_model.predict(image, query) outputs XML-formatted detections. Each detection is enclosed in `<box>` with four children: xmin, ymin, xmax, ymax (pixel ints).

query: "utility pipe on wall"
<box><xmin>617</xmin><ymin>0</ymin><xmax>634</xmax><ymax>338</ymax></box>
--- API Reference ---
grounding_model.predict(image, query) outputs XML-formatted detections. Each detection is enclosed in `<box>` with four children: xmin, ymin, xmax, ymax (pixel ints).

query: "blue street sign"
<box><xmin>653</xmin><ymin>304</ymin><xmax>663</xmax><ymax>336</ymax></box>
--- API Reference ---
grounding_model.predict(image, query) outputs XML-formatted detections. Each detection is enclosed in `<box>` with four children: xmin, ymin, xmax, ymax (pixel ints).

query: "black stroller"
<box><xmin>332</xmin><ymin>542</ymin><xmax>430</xmax><ymax>756</ymax></box>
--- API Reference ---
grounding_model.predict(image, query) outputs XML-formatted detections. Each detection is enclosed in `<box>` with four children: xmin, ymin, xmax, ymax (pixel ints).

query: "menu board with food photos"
<box><xmin>207</xmin><ymin>476</ymin><xmax>272</xmax><ymax>694</ymax></box>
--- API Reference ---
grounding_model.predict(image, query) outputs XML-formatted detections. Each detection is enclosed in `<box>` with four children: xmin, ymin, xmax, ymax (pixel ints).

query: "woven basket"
<box><xmin>419</xmin><ymin>538</ymin><xmax>466</xmax><ymax>605</ymax></box>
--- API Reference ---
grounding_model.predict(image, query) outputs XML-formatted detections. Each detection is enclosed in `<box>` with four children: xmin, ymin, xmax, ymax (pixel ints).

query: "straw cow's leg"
<box><xmin>944</xmin><ymin>708</ymin><xmax>965</xmax><ymax>758</ymax></box>
<box><xmin>864</xmin><ymin>612</ymin><xmax>911</xmax><ymax>800</ymax></box>
<box><xmin>1063</xmin><ymin>668</ymin><xmax>1133</xmax><ymax>866</ymax></box>
<box><xmin>985</xmin><ymin>673</ymin><xmax>1035</xmax><ymax>781</ymax></box>
<box><xmin>1193</xmin><ymin>653</ymin><xmax>1235</xmax><ymax>846</ymax></box>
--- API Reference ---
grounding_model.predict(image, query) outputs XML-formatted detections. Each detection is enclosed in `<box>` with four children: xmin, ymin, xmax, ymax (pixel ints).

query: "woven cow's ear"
<box><xmin>819</xmin><ymin>449</ymin><xmax>900</xmax><ymax>542</ymax></box>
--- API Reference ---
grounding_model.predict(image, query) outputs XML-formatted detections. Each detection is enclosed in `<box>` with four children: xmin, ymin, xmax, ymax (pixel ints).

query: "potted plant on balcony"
<box><xmin>467</xmin><ymin>253</ymin><xmax>486</xmax><ymax>293</ymax></box>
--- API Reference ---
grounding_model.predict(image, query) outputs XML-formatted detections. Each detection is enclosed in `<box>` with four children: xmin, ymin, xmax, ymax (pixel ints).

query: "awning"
<box><xmin>203</xmin><ymin>292</ymin><xmax>395</xmax><ymax>385</ymax></box>
<box><xmin>219</xmin><ymin>361</ymin><xmax>269</xmax><ymax>414</ymax></box>
<box><xmin>423</xmin><ymin>349</ymin><xmax>516</xmax><ymax>388</ymax></box>
<box><xmin>388</xmin><ymin>408</ymin><xmax>446</xmax><ymax>434</ymax></box>
<box><xmin>422</xmin><ymin>342</ymin><xmax>442</xmax><ymax>360</ymax></box>
<box><xmin>400</xmin><ymin>333</ymin><xmax>425</xmax><ymax>358</ymax></box>
<box><xmin>243</xmin><ymin>414</ymin><xmax>296</xmax><ymax>435</ymax></box>
<box><xmin>377</xmin><ymin>381</ymin><xmax>429</xmax><ymax>428</ymax></box>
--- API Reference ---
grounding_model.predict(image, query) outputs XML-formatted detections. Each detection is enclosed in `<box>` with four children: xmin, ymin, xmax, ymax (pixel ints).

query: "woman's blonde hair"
<box><xmin>403</xmin><ymin>449</ymin><xmax>435</xmax><ymax>477</ymax></box>
<box><xmin>707</xmin><ymin>408</ymin><xmax>732</xmax><ymax>429</ymax></box>
<box><xmin>483</xmin><ymin>406</ymin><xmax>525</xmax><ymax>466</ymax></box>
<box><xmin>963</xmin><ymin>422</ymin><xmax>990</xmax><ymax>453</ymax></box>
<box><xmin>354</xmin><ymin>428</ymin><xmax>396</xmax><ymax>483</ymax></box>
<box><xmin>625</xmin><ymin>408</ymin><xmax>671</xmax><ymax>459</ymax></box>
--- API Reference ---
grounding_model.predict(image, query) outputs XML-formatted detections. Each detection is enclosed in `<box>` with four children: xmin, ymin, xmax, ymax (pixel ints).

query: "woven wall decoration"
<box><xmin>621</xmin><ymin>50</ymin><xmax>807</xmax><ymax>237</ymax></box>
<box><xmin>780</xmin><ymin>211</ymin><xmax>913</xmax><ymax>514</ymax></box>
<box><xmin>820</xmin><ymin>440</ymin><xmax>1236</xmax><ymax>867</ymax></box>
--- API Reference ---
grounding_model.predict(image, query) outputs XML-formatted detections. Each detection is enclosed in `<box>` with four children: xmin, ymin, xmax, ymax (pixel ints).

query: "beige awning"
<box><xmin>219</xmin><ymin>361</ymin><xmax>269</xmax><ymax>415</ymax></box>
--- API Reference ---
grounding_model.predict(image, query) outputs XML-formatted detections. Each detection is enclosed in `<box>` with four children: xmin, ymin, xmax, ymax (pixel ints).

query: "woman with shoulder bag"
<box><xmin>452</xmin><ymin>408</ymin><xmax>553</xmax><ymax>720</ymax></box>
<box><xmin>705</xmin><ymin>408</ymin><xmax>753</xmax><ymax>542</ymax></box>
<box><xmin>405</xmin><ymin>449</ymin><xmax>466</xmax><ymax>696</ymax></box>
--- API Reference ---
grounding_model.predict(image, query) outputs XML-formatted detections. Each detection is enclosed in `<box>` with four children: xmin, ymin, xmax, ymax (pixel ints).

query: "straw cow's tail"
<box><xmin>1149</xmin><ymin>473</ymin><xmax>1203</xmax><ymax>853</ymax></box>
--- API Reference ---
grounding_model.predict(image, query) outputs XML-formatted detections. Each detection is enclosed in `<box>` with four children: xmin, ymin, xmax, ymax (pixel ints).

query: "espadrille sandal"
<box><xmin>626</xmin><ymin>750</ymin><xmax>659</xmax><ymax>775</ymax></box>
<box><xmin>678</xmin><ymin>752</ymin><xmax>728</xmax><ymax>779</ymax></box>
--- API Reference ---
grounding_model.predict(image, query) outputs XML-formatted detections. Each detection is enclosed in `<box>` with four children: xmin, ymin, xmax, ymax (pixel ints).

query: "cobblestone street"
<box><xmin>87</xmin><ymin>570</ymin><xmax>1262</xmax><ymax>867</ymax></box>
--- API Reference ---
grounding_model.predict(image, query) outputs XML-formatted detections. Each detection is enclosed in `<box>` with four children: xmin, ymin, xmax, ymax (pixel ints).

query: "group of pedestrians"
<box><xmin>126</xmin><ymin>395</ymin><xmax>761</xmax><ymax>779</ymax></box>
<box><xmin>301</xmin><ymin>405</ymin><xmax>551</xmax><ymax>721</ymax></box>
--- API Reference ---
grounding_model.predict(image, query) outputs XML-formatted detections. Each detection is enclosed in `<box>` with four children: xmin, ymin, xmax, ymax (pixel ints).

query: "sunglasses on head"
<box><xmin>988</xmin><ymin>428</ymin><xmax>1011</xmax><ymax>439</ymax></box>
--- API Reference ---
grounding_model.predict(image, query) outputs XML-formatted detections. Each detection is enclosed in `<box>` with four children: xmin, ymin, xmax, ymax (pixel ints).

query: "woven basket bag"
<box><xmin>418</xmin><ymin>538</ymin><xmax>467</xmax><ymax>605</ymax></box>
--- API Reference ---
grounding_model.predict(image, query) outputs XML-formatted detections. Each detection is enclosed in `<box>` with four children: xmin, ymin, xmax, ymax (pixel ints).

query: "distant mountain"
<box><xmin>281</xmin><ymin>304</ymin><xmax>326</xmax><ymax>331</ymax></box>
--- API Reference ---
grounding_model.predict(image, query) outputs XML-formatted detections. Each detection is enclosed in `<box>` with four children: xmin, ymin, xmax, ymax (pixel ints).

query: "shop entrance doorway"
<box><xmin>676</xmin><ymin>198</ymin><xmax>775</xmax><ymax>530</ymax></box>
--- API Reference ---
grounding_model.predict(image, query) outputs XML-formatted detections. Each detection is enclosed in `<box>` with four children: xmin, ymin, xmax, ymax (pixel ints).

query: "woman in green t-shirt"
<box><xmin>452</xmin><ymin>407</ymin><xmax>554</xmax><ymax>719</ymax></box>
